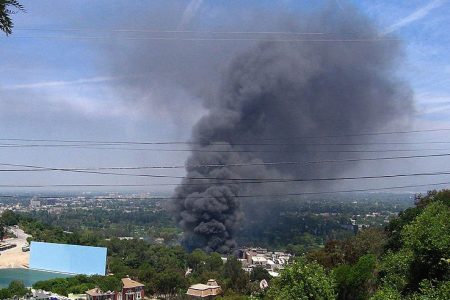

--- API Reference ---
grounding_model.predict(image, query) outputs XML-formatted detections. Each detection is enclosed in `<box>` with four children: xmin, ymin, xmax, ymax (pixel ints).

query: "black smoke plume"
<box><xmin>171</xmin><ymin>8</ymin><xmax>413</xmax><ymax>253</ymax></box>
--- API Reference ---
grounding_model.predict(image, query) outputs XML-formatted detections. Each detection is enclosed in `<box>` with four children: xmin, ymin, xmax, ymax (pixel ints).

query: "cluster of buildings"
<box><xmin>86</xmin><ymin>278</ymin><xmax>144</xmax><ymax>300</ymax></box>
<box><xmin>0</xmin><ymin>193</ymin><xmax>164</xmax><ymax>216</ymax></box>
<box><xmin>28</xmin><ymin>278</ymin><xmax>224</xmax><ymax>300</ymax></box>
<box><xmin>28</xmin><ymin>278</ymin><xmax>144</xmax><ymax>300</ymax></box>
<box><xmin>238</xmin><ymin>247</ymin><xmax>292</xmax><ymax>277</ymax></box>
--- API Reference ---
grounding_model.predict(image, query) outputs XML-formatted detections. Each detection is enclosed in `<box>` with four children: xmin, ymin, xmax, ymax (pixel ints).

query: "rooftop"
<box><xmin>85</xmin><ymin>288</ymin><xmax>115</xmax><ymax>297</ymax></box>
<box><xmin>186</xmin><ymin>279</ymin><xmax>222</xmax><ymax>298</ymax></box>
<box><xmin>122</xmin><ymin>277</ymin><xmax>145</xmax><ymax>289</ymax></box>
<box><xmin>252</xmin><ymin>257</ymin><xmax>267</xmax><ymax>262</ymax></box>
<box><xmin>189</xmin><ymin>283</ymin><xmax>212</xmax><ymax>291</ymax></box>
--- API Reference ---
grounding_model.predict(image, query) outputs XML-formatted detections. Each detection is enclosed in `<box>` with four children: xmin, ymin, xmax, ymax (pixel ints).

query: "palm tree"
<box><xmin>0</xmin><ymin>0</ymin><xmax>24</xmax><ymax>35</ymax></box>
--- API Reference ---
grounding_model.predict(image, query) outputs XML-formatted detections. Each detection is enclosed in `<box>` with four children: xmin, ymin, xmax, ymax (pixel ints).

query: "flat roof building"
<box><xmin>251</xmin><ymin>256</ymin><xmax>267</xmax><ymax>265</ymax></box>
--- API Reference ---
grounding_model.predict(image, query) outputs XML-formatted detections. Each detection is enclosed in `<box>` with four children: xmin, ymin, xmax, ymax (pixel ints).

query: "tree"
<box><xmin>370</xmin><ymin>285</ymin><xmax>402</xmax><ymax>300</ymax></box>
<box><xmin>401</xmin><ymin>201</ymin><xmax>450</xmax><ymax>289</ymax></box>
<box><xmin>207</xmin><ymin>252</ymin><xmax>224</xmax><ymax>271</ymax></box>
<box><xmin>333</xmin><ymin>254</ymin><xmax>377</xmax><ymax>300</ymax></box>
<box><xmin>310</xmin><ymin>228</ymin><xmax>388</xmax><ymax>271</ymax></box>
<box><xmin>7</xmin><ymin>280</ymin><xmax>29</xmax><ymax>297</ymax></box>
<box><xmin>0</xmin><ymin>220</ymin><xmax>5</xmax><ymax>241</ymax></box>
<box><xmin>377</xmin><ymin>249</ymin><xmax>413</xmax><ymax>292</ymax></box>
<box><xmin>0</xmin><ymin>0</ymin><xmax>24</xmax><ymax>35</ymax></box>
<box><xmin>187</xmin><ymin>249</ymin><xmax>208</xmax><ymax>272</ymax></box>
<box><xmin>351</xmin><ymin>228</ymin><xmax>387</xmax><ymax>259</ymax></box>
<box><xmin>97</xmin><ymin>275</ymin><xmax>122</xmax><ymax>293</ymax></box>
<box><xmin>0</xmin><ymin>280</ymin><xmax>29</xmax><ymax>298</ymax></box>
<box><xmin>410</xmin><ymin>280</ymin><xmax>450</xmax><ymax>300</ymax></box>
<box><xmin>266</xmin><ymin>258</ymin><xmax>336</xmax><ymax>300</ymax></box>
<box><xmin>385</xmin><ymin>190</ymin><xmax>450</xmax><ymax>251</ymax></box>
<box><xmin>223</xmin><ymin>256</ymin><xmax>249</xmax><ymax>294</ymax></box>
<box><xmin>154</xmin><ymin>270</ymin><xmax>187</xmax><ymax>297</ymax></box>
<box><xmin>250</xmin><ymin>266</ymin><xmax>270</xmax><ymax>282</ymax></box>
<box><xmin>372</xmin><ymin>280</ymin><xmax>450</xmax><ymax>300</ymax></box>
<box><xmin>307</xmin><ymin>240</ymin><xmax>347</xmax><ymax>269</ymax></box>
<box><xmin>374</xmin><ymin>190</ymin><xmax>450</xmax><ymax>298</ymax></box>
<box><xmin>1</xmin><ymin>209</ymin><xmax>19</xmax><ymax>226</ymax></box>
<box><xmin>0</xmin><ymin>288</ymin><xmax>10</xmax><ymax>299</ymax></box>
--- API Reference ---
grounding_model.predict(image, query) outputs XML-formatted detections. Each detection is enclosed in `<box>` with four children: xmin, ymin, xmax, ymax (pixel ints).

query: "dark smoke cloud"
<box><xmin>171</xmin><ymin>7</ymin><xmax>414</xmax><ymax>253</ymax></box>
<box><xmin>99</xmin><ymin>3</ymin><xmax>320</xmax><ymax>131</ymax></box>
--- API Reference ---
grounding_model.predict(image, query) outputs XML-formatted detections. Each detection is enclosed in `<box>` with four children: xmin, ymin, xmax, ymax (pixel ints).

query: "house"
<box><xmin>86</xmin><ymin>288</ymin><xmax>117</xmax><ymax>300</ymax></box>
<box><xmin>186</xmin><ymin>279</ymin><xmax>222</xmax><ymax>299</ymax></box>
<box><xmin>32</xmin><ymin>290</ymin><xmax>51</xmax><ymax>300</ymax></box>
<box><xmin>85</xmin><ymin>278</ymin><xmax>144</xmax><ymax>300</ymax></box>
<box><xmin>68</xmin><ymin>293</ymin><xmax>87</xmax><ymax>300</ymax></box>
<box><xmin>120</xmin><ymin>278</ymin><xmax>145</xmax><ymax>300</ymax></box>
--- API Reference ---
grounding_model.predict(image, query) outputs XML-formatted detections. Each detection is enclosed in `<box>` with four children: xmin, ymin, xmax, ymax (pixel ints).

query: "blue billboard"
<box><xmin>29</xmin><ymin>242</ymin><xmax>107</xmax><ymax>275</ymax></box>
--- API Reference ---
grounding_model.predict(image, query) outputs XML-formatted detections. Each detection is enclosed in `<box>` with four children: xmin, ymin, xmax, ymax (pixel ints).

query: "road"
<box><xmin>0</xmin><ymin>227</ymin><xmax>31</xmax><ymax>269</ymax></box>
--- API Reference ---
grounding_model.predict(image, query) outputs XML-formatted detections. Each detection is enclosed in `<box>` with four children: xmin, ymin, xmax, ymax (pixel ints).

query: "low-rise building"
<box><xmin>86</xmin><ymin>288</ymin><xmax>117</xmax><ymax>300</ymax></box>
<box><xmin>239</xmin><ymin>247</ymin><xmax>292</xmax><ymax>275</ymax></box>
<box><xmin>68</xmin><ymin>293</ymin><xmax>87</xmax><ymax>300</ymax></box>
<box><xmin>251</xmin><ymin>256</ymin><xmax>267</xmax><ymax>266</ymax></box>
<box><xmin>32</xmin><ymin>290</ymin><xmax>51</xmax><ymax>300</ymax></box>
<box><xmin>186</xmin><ymin>279</ymin><xmax>222</xmax><ymax>299</ymax></box>
<box><xmin>30</xmin><ymin>199</ymin><xmax>41</xmax><ymax>208</ymax></box>
<box><xmin>84</xmin><ymin>278</ymin><xmax>144</xmax><ymax>300</ymax></box>
<box><xmin>121</xmin><ymin>278</ymin><xmax>144</xmax><ymax>300</ymax></box>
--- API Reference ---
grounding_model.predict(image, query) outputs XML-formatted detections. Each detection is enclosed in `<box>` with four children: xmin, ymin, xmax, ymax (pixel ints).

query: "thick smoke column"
<box><xmin>172</xmin><ymin>9</ymin><xmax>413</xmax><ymax>253</ymax></box>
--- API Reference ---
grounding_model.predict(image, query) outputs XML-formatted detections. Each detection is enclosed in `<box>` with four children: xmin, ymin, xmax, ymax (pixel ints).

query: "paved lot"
<box><xmin>0</xmin><ymin>227</ymin><xmax>31</xmax><ymax>269</ymax></box>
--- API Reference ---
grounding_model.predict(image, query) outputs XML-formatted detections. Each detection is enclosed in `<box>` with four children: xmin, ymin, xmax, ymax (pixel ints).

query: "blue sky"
<box><xmin>0</xmin><ymin>0</ymin><xmax>450</xmax><ymax>193</ymax></box>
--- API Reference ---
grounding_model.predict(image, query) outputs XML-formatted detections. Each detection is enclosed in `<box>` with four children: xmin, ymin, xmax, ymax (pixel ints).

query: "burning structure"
<box><xmin>171</xmin><ymin>8</ymin><xmax>413</xmax><ymax>253</ymax></box>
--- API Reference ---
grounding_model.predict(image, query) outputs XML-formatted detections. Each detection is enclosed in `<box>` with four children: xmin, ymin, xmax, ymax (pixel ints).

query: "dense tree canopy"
<box><xmin>333</xmin><ymin>254</ymin><xmax>377</xmax><ymax>300</ymax></box>
<box><xmin>0</xmin><ymin>281</ymin><xmax>28</xmax><ymax>299</ymax></box>
<box><xmin>3</xmin><ymin>189</ymin><xmax>449</xmax><ymax>299</ymax></box>
<box><xmin>266</xmin><ymin>258</ymin><xmax>336</xmax><ymax>300</ymax></box>
<box><xmin>33</xmin><ymin>276</ymin><xmax>122</xmax><ymax>297</ymax></box>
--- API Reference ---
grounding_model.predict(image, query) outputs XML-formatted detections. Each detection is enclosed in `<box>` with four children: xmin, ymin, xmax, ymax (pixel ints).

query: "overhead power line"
<box><xmin>0</xmin><ymin>181</ymin><xmax>449</xmax><ymax>198</ymax></box>
<box><xmin>259</xmin><ymin>128</ymin><xmax>450</xmax><ymax>140</ymax></box>
<box><xmin>2</xmin><ymin>140</ymin><xmax>450</xmax><ymax>147</ymax></box>
<box><xmin>1</xmin><ymin>127</ymin><xmax>449</xmax><ymax>145</ymax></box>
<box><xmin>5</xmin><ymin>27</ymin><xmax>399</xmax><ymax>42</ymax></box>
<box><xmin>1</xmin><ymin>162</ymin><xmax>450</xmax><ymax>184</ymax></box>
<box><xmin>1</xmin><ymin>143</ymin><xmax>450</xmax><ymax>153</ymax></box>
<box><xmin>15</xmin><ymin>28</ymin><xmax>327</xmax><ymax>35</ymax></box>
<box><xmin>3</xmin><ymin>35</ymin><xmax>400</xmax><ymax>43</ymax></box>
<box><xmin>1</xmin><ymin>152</ymin><xmax>450</xmax><ymax>170</ymax></box>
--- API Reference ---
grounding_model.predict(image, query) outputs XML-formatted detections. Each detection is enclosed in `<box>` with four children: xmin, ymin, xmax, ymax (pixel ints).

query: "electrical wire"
<box><xmin>3</xmin><ymin>35</ymin><xmax>400</xmax><ymax>43</ymax></box>
<box><xmin>1</xmin><ymin>127</ymin><xmax>449</xmax><ymax>144</ymax></box>
<box><xmin>0</xmin><ymin>181</ymin><xmax>449</xmax><ymax>198</ymax></box>
<box><xmin>1</xmin><ymin>161</ymin><xmax>450</xmax><ymax>184</ymax></box>
<box><xmin>15</xmin><ymin>28</ymin><xmax>327</xmax><ymax>35</ymax></box>
<box><xmin>1</xmin><ymin>152</ymin><xmax>450</xmax><ymax>170</ymax></box>
<box><xmin>2</xmin><ymin>140</ymin><xmax>450</xmax><ymax>147</ymax></box>
<box><xmin>0</xmin><ymin>143</ymin><xmax>450</xmax><ymax>153</ymax></box>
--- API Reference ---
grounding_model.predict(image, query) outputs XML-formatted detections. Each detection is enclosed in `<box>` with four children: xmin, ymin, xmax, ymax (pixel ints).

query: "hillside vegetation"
<box><xmin>0</xmin><ymin>190</ymin><xmax>448</xmax><ymax>299</ymax></box>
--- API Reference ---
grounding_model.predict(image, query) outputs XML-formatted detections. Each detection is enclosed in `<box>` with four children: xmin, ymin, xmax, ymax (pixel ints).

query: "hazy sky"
<box><xmin>1</xmin><ymin>0</ymin><xmax>450</xmax><ymax>194</ymax></box>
